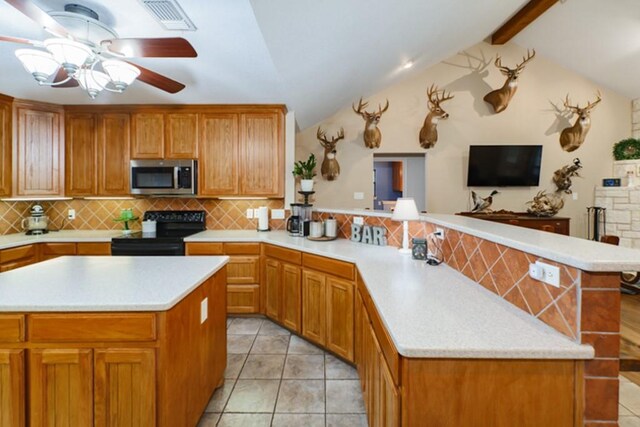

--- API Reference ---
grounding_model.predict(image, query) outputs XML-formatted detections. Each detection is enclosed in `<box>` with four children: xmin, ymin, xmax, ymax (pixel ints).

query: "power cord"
<box><xmin>426</xmin><ymin>232</ymin><xmax>444</xmax><ymax>266</ymax></box>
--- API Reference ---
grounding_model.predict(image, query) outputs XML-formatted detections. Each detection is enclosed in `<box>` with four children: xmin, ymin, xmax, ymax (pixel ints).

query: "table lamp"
<box><xmin>391</xmin><ymin>198</ymin><xmax>420</xmax><ymax>254</ymax></box>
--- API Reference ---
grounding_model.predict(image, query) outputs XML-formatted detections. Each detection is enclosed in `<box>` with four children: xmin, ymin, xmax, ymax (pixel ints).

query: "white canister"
<box><xmin>324</xmin><ymin>218</ymin><xmax>338</xmax><ymax>238</ymax></box>
<box><xmin>309</xmin><ymin>221</ymin><xmax>324</xmax><ymax>238</ymax></box>
<box><xmin>142</xmin><ymin>220</ymin><xmax>157</xmax><ymax>234</ymax></box>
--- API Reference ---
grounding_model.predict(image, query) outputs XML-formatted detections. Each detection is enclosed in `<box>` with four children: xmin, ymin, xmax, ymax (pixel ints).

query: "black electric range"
<box><xmin>111</xmin><ymin>210</ymin><xmax>206</xmax><ymax>256</ymax></box>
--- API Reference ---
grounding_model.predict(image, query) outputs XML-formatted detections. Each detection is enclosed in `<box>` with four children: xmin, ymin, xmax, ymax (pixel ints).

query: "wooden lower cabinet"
<box><xmin>302</xmin><ymin>270</ymin><xmax>327</xmax><ymax>346</ymax></box>
<box><xmin>39</xmin><ymin>242</ymin><xmax>77</xmax><ymax>261</ymax></box>
<box><xmin>0</xmin><ymin>349</ymin><xmax>25</xmax><ymax>427</ymax></box>
<box><xmin>227</xmin><ymin>284</ymin><xmax>260</xmax><ymax>314</ymax></box>
<box><xmin>263</xmin><ymin>257</ymin><xmax>302</xmax><ymax>332</ymax></box>
<box><xmin>0</xmin><ymin>244</ymin><xmax>37</xmax><ymax>272</ymax></box>
<box><xmin>76</xmin><ymin>242</ymin><xmax>111</xmax><ymax>255</ymax></box>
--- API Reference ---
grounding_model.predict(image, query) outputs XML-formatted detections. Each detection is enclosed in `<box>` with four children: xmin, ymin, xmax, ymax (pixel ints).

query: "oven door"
<box><xmin>130</xmin><ymin>160</ymin><xmax>196</xmax><ymax>195</ymax></box>
<box><xmin>111</xmin><ymin>240</ymin><xmax>185</xmax><ymax>256</ymax></box>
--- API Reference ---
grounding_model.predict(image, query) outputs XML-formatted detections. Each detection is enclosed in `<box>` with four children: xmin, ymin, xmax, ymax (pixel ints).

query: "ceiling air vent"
<box><xmin>139</xmin><ymin>0</ymin><xmax>197</xmax><ymax>31</ymax></box>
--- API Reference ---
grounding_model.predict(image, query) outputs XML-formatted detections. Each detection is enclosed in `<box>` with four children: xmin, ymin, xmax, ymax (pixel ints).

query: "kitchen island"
<box><xmin>0</xmin><ymin>256</ymin><xmax>228</xmax><ymax>427</ymax></box>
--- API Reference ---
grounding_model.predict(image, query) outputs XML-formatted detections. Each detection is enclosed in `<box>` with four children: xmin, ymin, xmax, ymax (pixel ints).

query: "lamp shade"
<box><xmin>77</xmin><ymin>69</ymin><xmax>110</xmax><ymax>98</ymax></box>
<box><xmin>15</xmin><ymin>49</ymin><xmax>59</xmax><ymax>82</ymax></box>
<box><xmin>101</xmin><ymin>60</ymin><xmax>140</xmax><ymax>90</ymax></box>
<box><xmin>44</xmin><ymin>38</ymin><xmax>92</xmax><ymax>74</ymax></box>
<box><xmin>391</xmin><ymin>198</ymin><xmax>420</xmax><ymax>221</ymax></box>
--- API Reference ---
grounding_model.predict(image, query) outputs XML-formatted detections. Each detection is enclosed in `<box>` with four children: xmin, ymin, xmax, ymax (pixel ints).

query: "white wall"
<box><xmin>295</xmin><ymin>41</ymin><xmax>631</xmax><ymax>237</ymax></box>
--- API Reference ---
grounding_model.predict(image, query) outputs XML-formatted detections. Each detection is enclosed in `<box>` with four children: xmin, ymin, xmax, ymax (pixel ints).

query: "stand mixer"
<box><xmin>22</xmin><ymin>204</ymin><xmax>49</xmax><ymax>235</ymax></box>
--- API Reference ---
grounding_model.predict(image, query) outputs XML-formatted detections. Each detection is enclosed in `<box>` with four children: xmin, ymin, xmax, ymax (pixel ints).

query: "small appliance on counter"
<box><xmin>287</xmin><ymin>203</ymin><xmax>302</xmax><ymax>236</ymax></box>
<box><xmin>22</xmin><ymin>204</ymin><xmax>49</xmax><ymax>235</ymax></box>
<box><xmin>300</xmin><ymin>204</ymin><xmax>313</xmax><ymax>237</ymax></box>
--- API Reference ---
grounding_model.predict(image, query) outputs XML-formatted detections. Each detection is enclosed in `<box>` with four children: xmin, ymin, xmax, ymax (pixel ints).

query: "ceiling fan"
<box><xmin>0</xmin><ymin>0</ymin><xmax>198</xmax><ymax>97</ymax></box>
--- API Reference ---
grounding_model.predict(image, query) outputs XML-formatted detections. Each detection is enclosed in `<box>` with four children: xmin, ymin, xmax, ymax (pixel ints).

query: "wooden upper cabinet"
<box><xmin>131</xmin><ymin>112</ymin><xmax>164</xmax><ymax>159</ymax></box>
<box><xmin>65</xmin><ymin>113</ymin><xmax>97</xmax><ymax>196</ymax></box>
<box><xmin>199</xmin><ymin>113</ymin><xmax>239</xmax><ymax>196</ymax></box>
<box><xmin>98</xmin><ymin>113</ymin><xmax>130</xmax><ymax>195</ymax></box>
<box><xmin>13</xmin><ymin>102</ymin><xmax>64</xmax><ymax>196</ymax></box>
<box><xmin>239</xmin><ymin>112</ymin><xmax>283</xmax><ymax>197</ymax></box>
<box><xmin>0</xmin><ymin>95</ymin><xmax>12</xmax><ymax>197</ymax></box>
<box><xmin>166</xmin><ymin>113</ymin><xmax>198</xmax><ymax>158</ymax></box>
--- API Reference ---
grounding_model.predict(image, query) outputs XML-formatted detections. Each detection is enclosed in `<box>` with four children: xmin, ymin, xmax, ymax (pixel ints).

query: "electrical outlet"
<box><xmin>354</xmin><ymin>192</ymin><xmax>364</xmax><ymax>200</ymax></box>
<box><xmin>246</xmin><ymin>209</ymin><xmax>253</xmax><ymax>219</ymax></box>
<box><xmin>271</xmin><ymin>209</ymin><xmax>285</xmax><ymax>220</ymax></box>
<box><xmin>67</xmin><ymin>209</ymin><xmax>76</xmax><ymax>220</ymax></box>
<box><xmin>529</xmin><ymin>261</ymin><xmax>560</xmax><ymax>287</ymax></box>
<box><xmin>353</xmin><ymin>216</ymin><xmax>364</xmax><ymax>225</ymax></box>
<box><xmin>572</xmin><ymin>192</ymin><xmax>578</xmax><ymax>201</ymax></box>
<box><xmin>200</xmin><ymin>298</ymin><xmax>208</xmax><ymax>324</ymax></box>
<box><xmin>435</xmin><ymin>227</ymin><xmax>445</xmax><ymax>240</ymax></box>
<box><xmin>253</xmin><ymin>208</ymin><xmax>260</xmax><ymax>218</ymax></box>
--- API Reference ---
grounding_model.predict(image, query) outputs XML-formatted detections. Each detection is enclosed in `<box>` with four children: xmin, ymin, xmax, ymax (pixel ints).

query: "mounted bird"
<box><xmin>483</xmin><ymin>49</ymin><xmax>535</xmax><ymax>114</ymax></box>
<box><xmin>352</xmin><ymin>97</ymin><xmax>389</xmax><ymax>149</ymax></box>
<box><xmin>471</xmin><ymin>190</ymin><xmax>499</xmax><ymax>213</ymax></box>
<box><xmin>419</xmin><ymin>84</ymin><xmax>454</xmax><ymax>149</ymax></box>
<box><xmin>553</xmin><ymin>158</ymin><xmax>582</xmax><ymax>194</ymax></box>
<box><xmin>316</xmin><ymin>127</ymin><xmax>345</xmax><ymax>181</ymax></box>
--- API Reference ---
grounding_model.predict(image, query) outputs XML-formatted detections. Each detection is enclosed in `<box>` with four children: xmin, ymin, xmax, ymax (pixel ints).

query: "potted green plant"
<box><xmin>113</xmin><ymin>208</ymin><xmax>139</xmax><ymax>234</ymax></box>
<box><xmin>293</xmin><ymin>154</ymin><xmax>317</xmax><ymax>191</ymax></box>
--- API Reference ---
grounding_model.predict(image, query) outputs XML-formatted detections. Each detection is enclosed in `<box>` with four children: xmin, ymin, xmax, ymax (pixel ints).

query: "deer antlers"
<box><xmin>426</xmin><ymin>84</ymin><xmax>454</xmax><ymax>109</ymax></box>
<box><xmin>495</xmin><ymin>49</ymin><xmax>536</xmax><ymax>74</ymax></box>
<box><xmin>317</xmin><ymin>127</ymin><xmax>345</xmax><ymax>149</ymax></box>
<box><xmin>352</xmin><ymin>97</ymin><xmax>389</xmax><ymax>118</ymax></box>
<box><xmin>563</xmin><ymin>91</ymin><xmax>602</xmax><ymax>113</ymax></box>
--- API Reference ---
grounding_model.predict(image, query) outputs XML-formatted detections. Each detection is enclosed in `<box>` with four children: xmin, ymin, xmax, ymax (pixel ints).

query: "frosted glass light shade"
<box><xmin>101</xmin><ymin>60</ymin><xmax>140</xmax><ymax>91</ymax></box>
<box><xmin>15</xmin><ymin>49</ymin><xmax>59</xmax><ymax>82</ymax></box>
<box><xmin>44</xmin><ymin>38</ymin><xmax>92</xmax><ymax>74</ymax></box>
<box><xmin>77</xmin><ymin>69</ymin><xmax>110</xmax><ymax>99</ymax></box>
<box><xmin>391</xmin><ymin>198</ymin><xmax>420</xmax><ymax>221</ymax></box>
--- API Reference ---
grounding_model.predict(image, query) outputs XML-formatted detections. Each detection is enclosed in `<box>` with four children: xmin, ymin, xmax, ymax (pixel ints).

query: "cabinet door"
<box><xmin>227</xmin><ymin>284</ymin><xmax>260</xmax><ymax>314</ymax></box>
<box><xmin>14</xmin><ymin>105</ymin><xmax>63</xmax><ymax>196</ymax></box>
<box><xmin>29</xmin><ymin>348</ymin><xmax>93</xmax><ymax>427</ymax></box>
<box><xmin>239</xmin><ymin>112</ymin><xmax>283</xmax><ymax>197</ymax></box>
<box><xmin>98</xmin><ymin>113</ymin><xmax>130</xmax><ymax>196</ymax></box>
<box><xmin>131</xmin><ymin>113</ymin><xmax>164</xmax><ymax>159</ymax></box>
<box><xmin>0</xmin><ymin>97</ymin><xmax>11</xmax><ymax>197</ymax></box>
<box><xmin>94</xmin><ymin>348</ymin><xmax>155</xmax><ymax>427</ymax></box>
<box><xmin>65</xmin><ymin>113</ymin><xmax>97</xmax><ymax>196</ymax></box>
<box><xmin>0</xmin><ymin>349</ymin><xmax>25</xmax><ymax>427</ymax></box>
<box><xmin>227</xmin><ymin>256</ymin><xmax>260</xmax><ymax>284</ymax></box>
<box><xmin>282</xmin><ymin>263</ymin><xmax>301</xmax><ymax>333</ymax></box>
<box><xmin>379</xmin><ymin>353</ymin><xmax>400</xmax><ymax>427</ymax></box>
<box><xmin>166</xmin><ymin>113</ymin><xmax>198</xmax><ymax>158</ymax></box>
<box><xmin>76</xmin><ymin>242</ymin><xmax>111</xmax><ymax>255</ymax></box>
<box><xmin>40</xmin><ymin>242</ymin><xmax>77</xmax><ymax>261</ymax></box>
<box><xmin>302</xmin><ymin>270</ymin><xmax>326</xmax><ymax>346</ymax></box>
<box><xmin>264</xmin><ymin>258</ymin><xmax>281</xmax><ymax>320</ymax></box>
<box><xmin>326</xmin><ymin>276</ymin><xmax>355</xmax><ymax>361</ymax></box>
<box><xmin>199</xmin><ymin>113</ymin><xmax>239</xmax><ymax>196</ymax></box>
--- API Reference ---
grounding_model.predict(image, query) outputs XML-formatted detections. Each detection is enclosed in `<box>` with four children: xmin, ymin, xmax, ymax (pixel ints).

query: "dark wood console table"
<box><xmin>457</xmin><ymin>212</ymin><xmax>570</xmax><ymax>236</ymax></box>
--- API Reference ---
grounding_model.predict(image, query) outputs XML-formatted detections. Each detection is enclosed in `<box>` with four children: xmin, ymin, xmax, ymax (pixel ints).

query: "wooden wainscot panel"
<box><xmin>0</xmin><ymin>349</ymin><xmax>25</xmax><ymax>427</ymax></box>
<box><xmin>29</xmin><ymin>314</ymin><xmax>157</xmax><ymax>342</ymax></box>
<box><xmin>224</xmin><ymin>242</ymin><xmax>260</xmax><ymax>255</ymax></box>
<box><xmin>0</xmin><ymin>244</ymin><xmax>36</xmax><ymax>264</ymax></box>
<box><xmin>401</xmin><ymin>358</ymin><xmax>577</xmax><ymax>427</ymax></box>
<box><xmin>76</xmin><ymin>242</ymin><xmax>111</xmax><ymax>255</ymax></box>
<box><xmin>185</xmin><ymin>242</ymin><xmax>224</xmax><ymax>255</ymax></box>
<box><xmin>227</xmin><ymin>284</ymin><xmax>260</xmax><ymax>314</ymax></box>
<box><xmin>303</xmin><ymin>253</ymin><xmax>355</xmax><ymax>281</ymax></box>
<box><xmin>264</xmin><ymin>244</ymin><xmax>302</xmax><ymax>264</ymax></box>
<box><xmin>0</xmin><ymin>315</ymin><xmax>25</xmax><ymax>342</ymax></box>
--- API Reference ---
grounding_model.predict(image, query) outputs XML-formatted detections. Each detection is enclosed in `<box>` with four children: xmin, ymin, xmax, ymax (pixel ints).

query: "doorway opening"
<box><xmin>373</xmin><ymin>154</ymin><xmax>426</xmax><ymax>212</ymax></box>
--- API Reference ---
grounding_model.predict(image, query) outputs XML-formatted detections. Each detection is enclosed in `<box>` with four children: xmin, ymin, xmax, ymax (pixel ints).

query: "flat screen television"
<box><xmin>467</xmin><ymin>145</ymin><xmax>542</xmax><ymax>187</ymax></box>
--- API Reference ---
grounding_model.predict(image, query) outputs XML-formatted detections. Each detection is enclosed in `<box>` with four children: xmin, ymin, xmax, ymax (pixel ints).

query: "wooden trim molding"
<box><xmin>491</xmin><ymin>0</ymin><xmax>559</xmax><ymax>45</ymax></box>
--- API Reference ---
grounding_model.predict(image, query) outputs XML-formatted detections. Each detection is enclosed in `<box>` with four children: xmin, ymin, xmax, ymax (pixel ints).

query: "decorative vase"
<box><xmin>301</xmin><ymin>179</ymin><xmax>314</xmax><ymax>192</ymax></box>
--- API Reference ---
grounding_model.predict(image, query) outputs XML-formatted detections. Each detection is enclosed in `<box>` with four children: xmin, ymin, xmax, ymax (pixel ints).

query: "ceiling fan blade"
<box><xmin>51</xmin><ymin>69</ymin><xmax>78</xmax><ymax>88</ymax></box>
<box><xmin>4</xmin><ymin>0</ymin><xmax>70</xmax><ymax>38</ymax></box>
<box><xmin>127</xmin><ymin>61</ymin><xmax>185</xmax><ymax>94</ymax></box>
<box><xmin>104</xmin><ymin>38</ymin><xmax>197</xmax><ymax>58</ymax></box>
<box><xmin>0</xmin><ymin>35</ymin><xmax>36</xmax><ymax>45</ymax></box>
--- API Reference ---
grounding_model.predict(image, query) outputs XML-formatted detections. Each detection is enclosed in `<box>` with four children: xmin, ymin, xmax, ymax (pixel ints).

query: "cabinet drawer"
<box><xmin>40</xmin><ymin>242</ymin><xmax>77</xmax><ymax>256</ymax></box>
<box><xmin>185</xmin><ymin>242</ymin><xmax>224</xmax><ymax>255</ymax></box>
<box><xmin>227</xmin><ymin>284</ymin><xmax>260</xmax><ymax>314</ymax></box>
<box><xmin>227</xmin><ymin>256</ymin><xmax>260</xmax><ymax>283</ymax></box>
<box><xmin>76</xmin><ymin>242</ymin><xmax>111</xmax><ymax>255</ymax></box>
<box><xmin>303</xmin><ymin>253</ymin><xmax>355</xmax><ymax>281</ymax></box>
<box><xmin>0</xmin><ymin>259</ymin><xmax>36</xmax><ymax>272</ymax></box>
<box><xmin>0</xmin><ymin>315</ymin><xmax>25</xmax><ymax>342</ymax></box>
<box><xmin>264</xmin><ymin>244</ymin><xmax>301</xmax><ymax>264</ymax></box>
<box><xmin>0</xmin><ymin>245</ymin><xmax>36</xmax><ymax>264</ymax></box>
<box><xmin>29</xmin><ymin>314</ymin><xmax>157</xmax><ymax>342</ymax></box>
<box><xmin>224</xmin><ymin>243</ymin><xmax>260</xmax><ymax>255</ymax></box>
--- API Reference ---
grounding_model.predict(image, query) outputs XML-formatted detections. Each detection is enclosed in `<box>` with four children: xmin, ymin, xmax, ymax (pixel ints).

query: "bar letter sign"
<box><xmin>351</xmin><ymin>224</ymin><xmax>387</xmax><ymax>246</ymax></box>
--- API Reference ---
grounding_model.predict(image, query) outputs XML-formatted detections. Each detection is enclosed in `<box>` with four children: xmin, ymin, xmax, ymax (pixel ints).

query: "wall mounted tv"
<box><xmin>467</xmin><ymin>145</ymin><xmax>543</xmax><ymax>187</ymax></box>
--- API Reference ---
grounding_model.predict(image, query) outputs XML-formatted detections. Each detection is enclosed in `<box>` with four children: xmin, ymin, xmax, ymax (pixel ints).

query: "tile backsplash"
<box><xmin>0</xmin><ymin>198</ymin><xmax>286</xmax><ymax>234</ymax></box>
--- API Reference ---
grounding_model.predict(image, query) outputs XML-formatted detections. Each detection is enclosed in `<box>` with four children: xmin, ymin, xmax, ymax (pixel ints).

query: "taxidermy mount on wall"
<box><xmin>559</xmin><ymin>93</ymin><xmax>601</xmax><ymax>152</ymax></box>
<box><xmin>483</xmin><ymin>49</ymin><xmax>535</xmax><ymax>114</ymax></box>
<box><xmin>553</xmin><ymin>158</ymin><xmax>582</xmax><ymax>194</ymax></box>
<box><xmin>419</xmin><ymin>84</ymin><xmax>454</xmax><ymax>149</ymax></box>
<box><xmin>316</xmin><ymin>127</ymin><xmax>345</xmax><ymax>181</ymax></box>
<box><xmin>527</xmin><ymin>191</ymin><xmax>565</xmax><ymax>217</ymax></box>
<box><xmin>352</xmin><ymin>97</ymin><xmax>389</xmax><ymax>149</ymax></box>
<box><xmin>471</xmin><ymin>190</ymin><xmax>499</xmax><ymax>213</ymax></box>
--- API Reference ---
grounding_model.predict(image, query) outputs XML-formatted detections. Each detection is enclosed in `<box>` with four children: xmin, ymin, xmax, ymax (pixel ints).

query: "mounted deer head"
<box><xmin>483</xmin><ymin>49</ymin><xmax>535</xmax><ymax>114</ymax></box>
<box><xmin>352</xmin><ymin>97</ymin><xmax>389</xmax><ymax>149</ymax></box>
<box><xmin>419</xmin><ymin>84</ymin><xmax>454</xmax><ymax>149</ymax></box>
<box><xmin>317</xmin><ymin>127</ymin><xmax>345</xmax><ymax>181</ymax></box>
<box><xmin>559</xmin><ymin>92</ymin><xmax>601</xmax><ymax>152</ymax></box>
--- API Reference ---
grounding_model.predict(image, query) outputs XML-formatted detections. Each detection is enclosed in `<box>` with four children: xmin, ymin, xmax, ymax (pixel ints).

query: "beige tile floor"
<box><xmin>621</xmin><ymin>375</ymin><xmax>640</xmax><ymax>426</ymax></box>
<box><xmin>198</xmin><ymin>317</ymin><xmax>368</xmax><ymax>427</ymax></box>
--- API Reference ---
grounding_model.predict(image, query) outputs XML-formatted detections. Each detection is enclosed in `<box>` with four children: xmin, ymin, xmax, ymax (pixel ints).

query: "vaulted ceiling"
<box><xmin>0</xmin><ymin>0</ymin><xmax>635</xmax><ymax>130</ymax></box>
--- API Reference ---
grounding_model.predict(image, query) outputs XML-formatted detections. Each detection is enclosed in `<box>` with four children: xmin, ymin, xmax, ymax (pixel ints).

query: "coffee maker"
<box><xmin>287</xmin><ymin>204</ymin><xmax>302</xmax><ymax>236</ymax></box>
<box><xmin>300</xmin><ymin>204</ymin><xmax>312</xmax><ymax>237</ymax></box>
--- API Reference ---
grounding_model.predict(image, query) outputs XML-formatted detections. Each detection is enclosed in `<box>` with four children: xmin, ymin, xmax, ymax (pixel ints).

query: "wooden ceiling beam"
<box><xmin>491</xmin><ymin>0</ymin><xmax>559</xmax><ymax>45</ymax></box>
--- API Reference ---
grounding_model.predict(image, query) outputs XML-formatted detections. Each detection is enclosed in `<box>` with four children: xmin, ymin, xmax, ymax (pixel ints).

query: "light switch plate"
<box><xmin>246</xmin><ymin>209</ymin><xmax>254</xmax><ymax>219</ymax></box>
<box><xmin>572</xmin><ymin>192</ymin><xmax>578</xmax><ymax>201</ymax></box>
<box><xmin>271</xmin><ymin>209</ymin><xmax>285</xmax><ymax>219</ymax></box>
<box><xmin>354</xmin><ymin>192</ymin><xmax>364</xmax><ymax>200</ymax></box>
<box><xmin>67</xmin><ymin>209</ymin><xmax>76</xmax><ymax>220</ymax></box>
<box><xmin>353</xmin><ymin>216</ymin><xmax>364</xmax><ymax>225</ymax></box>
<box><xmin>530</xmin><ymin>261</ymin><xmax>560</xmax><ymax>288</ymax></box>
<box><xmin>200</xmin><ymin>298</ymin><xmax>208</xmax><ymax>324</ymax></box>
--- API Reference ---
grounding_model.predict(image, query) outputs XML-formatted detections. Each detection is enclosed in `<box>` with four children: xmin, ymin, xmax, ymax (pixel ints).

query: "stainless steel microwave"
<box><xmin>130</xmin><ymin>159</ymin><xmax>197</xmax><ymax>195</ymax></box>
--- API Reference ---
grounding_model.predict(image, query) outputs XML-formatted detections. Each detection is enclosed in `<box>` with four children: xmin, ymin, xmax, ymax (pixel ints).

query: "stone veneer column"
<box><xmin>594</xmin><ymin>187</ymin><xmax>640</xmax><ymax>249</ymax></box>
<box><xmin>580</xmin><ymin>272</ymin><xmax>621</xmax><ymax>426</ymax></box>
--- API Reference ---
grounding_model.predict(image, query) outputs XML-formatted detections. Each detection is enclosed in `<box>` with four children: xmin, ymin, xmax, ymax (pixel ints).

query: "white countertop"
<box><xmin>186</xmin><ymin>230</ymin><xmax>593</xmax><ymax>360</ymax></box>
<box><xmin>0</xmin><ymin>230</ymin><xmax>122</xmax><ymax>250</ymax></box>
<box><xmin>0</xmin><ymin>256</ymin><xmax>228</xmax><ymax>312</ymax></box>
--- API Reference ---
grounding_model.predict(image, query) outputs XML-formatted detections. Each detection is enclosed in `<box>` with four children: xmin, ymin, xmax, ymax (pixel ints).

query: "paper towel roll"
<box><xmin>257</xmin><ymin>206</ymin><xmax>269</xmax><ymax>231</ymax></box>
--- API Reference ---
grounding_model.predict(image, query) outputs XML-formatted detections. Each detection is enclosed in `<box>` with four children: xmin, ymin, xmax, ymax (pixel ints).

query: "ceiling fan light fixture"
<box><xmin>43</xmin><ymin>38</ymin><xmax>93</xmax><ymax>76</ymax></box>
<box><xmin>76</xmin><ymin>69</ymin><xmax>110</xmax><ymax>99</ymax></box>
<box><xmin>15</xmin><ymin>49</ymin><xmax>59</xmax><ymax>83</ymax></box>
<box><xmin>101</xmin><ymin>60</ymin><xmax>141</xmax><ymax>91</ymax></box>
